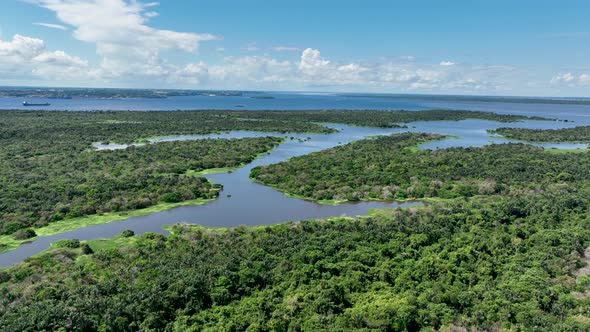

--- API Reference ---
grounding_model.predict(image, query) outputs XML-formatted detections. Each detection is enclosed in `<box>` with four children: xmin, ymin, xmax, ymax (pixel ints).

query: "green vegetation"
<box><xmin>492</xmin><ymin>125</ymin><xmax>590</xmax><ymax>142</ymax></box>
<box><xmin>228</xmin><ymin>109</ymin><xmax>541</xmax><ymax>128</ymax></box>
<box><xmin>0</xmin><ymin>109</ymin><xmax>534</xmax><ymax>238</ymax></box>
<box><xmin>0</xmin><ymin>109</ymin><xmax>574</xmax><ymax>331</ymax></box>
<box><xmin>252</xmin><ymin>132</ymin><xmax>590</xmax><ymax>202</ymax></box>
<box><xmin>0</xmin><ymin>195</ymin><xmax>218</xmax><ymax>254</ymax></box>
<box><xmin>0</xmin><ymin>136</ymin><xmax>281</xmax><ymax>238</ymax></box>
<box><xmin>0</xmin><ymin>87</ymin><xmax>243</xmax><ymax>99</ymax></box>
<box><xmin>3</xmin><ymin>188</ymin><xmax>590</xmax><ymax>330</ymax></box>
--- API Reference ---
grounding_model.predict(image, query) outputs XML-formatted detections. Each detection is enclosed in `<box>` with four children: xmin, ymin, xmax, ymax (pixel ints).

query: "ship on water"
<box><xmin>22</xmin><ymin>101</ymin><xmax>51</xmax><ymax>106</ymax></box>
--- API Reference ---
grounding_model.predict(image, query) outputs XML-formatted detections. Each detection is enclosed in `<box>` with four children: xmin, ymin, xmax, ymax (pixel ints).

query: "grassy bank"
<box><xmin>544</xmin><ymin>147</ymin><xmax>589</xmax><ymax>154</ymax></box>
<box><xmin>0</xmin><ymin>197</ymin><xmax>216</xmax><ymax>254</ymax></box>
<box><xmin>187</xmin><ymin>167</ymin><xmax>240</xmax><ymax>176</ymax></box>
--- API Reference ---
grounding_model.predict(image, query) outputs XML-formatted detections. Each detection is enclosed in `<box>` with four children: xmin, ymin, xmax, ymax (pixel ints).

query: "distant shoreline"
<box><xmin>0</xmin><ymin>86</ymin><xmax>589</xmax><ymax>105</ymax></box>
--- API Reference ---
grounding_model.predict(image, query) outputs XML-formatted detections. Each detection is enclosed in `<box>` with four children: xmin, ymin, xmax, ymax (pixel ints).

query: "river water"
<box><xmin>1</xmin><ymin>94</ymin><xmax>589</xmax><ymax>267</ymax></box>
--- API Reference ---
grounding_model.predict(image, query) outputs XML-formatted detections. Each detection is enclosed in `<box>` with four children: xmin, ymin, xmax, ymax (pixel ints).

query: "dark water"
<box><xmin>1</xmin><ymin>94</ymin><xmax>589</xmax><ymax>267</ymax></box>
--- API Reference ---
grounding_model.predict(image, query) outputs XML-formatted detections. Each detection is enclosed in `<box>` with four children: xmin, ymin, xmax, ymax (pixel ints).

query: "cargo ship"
<box><xmin>22</xmin><ymin>101</ymin><xmax>51</xmax><ymax>106</ymax></box>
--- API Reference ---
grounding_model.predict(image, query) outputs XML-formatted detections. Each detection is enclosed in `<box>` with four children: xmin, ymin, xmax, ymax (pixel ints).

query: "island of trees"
<box><xmin>0</xmin><ymin>109</ymin><xmax>535</xmax><ymax>244</ymax></box>
<box><xmin>492</xmin><ymin>125</ymin><xmax>590</xmax><ymax>142</ymax></box>
<box><xmin>251</xmin><ymin>132</ymin><xmax>590</xmax><ymax>202</ymax></box>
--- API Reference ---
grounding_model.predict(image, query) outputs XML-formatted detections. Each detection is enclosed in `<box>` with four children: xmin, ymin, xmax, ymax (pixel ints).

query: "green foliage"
<box><xmin>2</xmin><ymin>190</ymin><xmax>590</xmax><ymax>330</ymax></box>
<box><xmin>252</xmin><ymin>132</ymin><xmax>590</xmax><ymax>202</ymax></box>
<box><xmin>121</xmin><ymin>229</ymin><xmax>135</xmax><ymax>237</ymax></box>
<box><xmin>0</xmin><ymin>110</ymin><xmax>527</xmax><ymax>235</ymax></box>
<box><xmin>214</xmin><ymin>109</ymin><xmax>537</xmax><ymax>128</ymax></box>
<box><xmin>493</xmin><ymin>125</ymin><xmax>590</xmax><ymax>142</ymax></box>
<box><xmin>0</xmin><ymin>110</ymin><xmax>567</xmax><ymax>331</ymax></box>
<box><xmin>80</xmin><ymin>243</ymin><xmax>94</xmax><ymax>255</ymax></box>
<box><xmin>0</xmin><ymin>111</ymin><xmax>283</xmax><ymax>232</ymax></box>
<box><xmin>54</xmin><ymin>239</ymin><xmax>80</xmax><ymax>248</ymax></box>
<box><xmin>11</xmin><ymin>228</ymin><xmax>36</xmax><ymax>240</ymax></box>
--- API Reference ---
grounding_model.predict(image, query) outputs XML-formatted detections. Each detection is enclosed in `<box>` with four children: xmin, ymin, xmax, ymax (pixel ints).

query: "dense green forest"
<box><xmin>0</xmin><ymin>137</ymin><xmax>282</xmax><ymax>236</ymax></box>
<box><xmin>0</xmin><ymin>110</ymin><xmax>576</xmax><ymax>331</ymax></box>
<box><xmin>252</xmin><ymin>133</ymin><xmax>590</xmax><ymax>202</ymax></box>
<box><xmin>0</xmin><ymin>109</ymin><xmax>534</xmax><ymax>237</ymax></box>
<box><xmin>493</xmin><ymin>125</ymin><xmax>590</xmax><ymax>142</ymax></box>
<box><xmin>209</xmin><ymin>109</ymin><xmax>541</xmax><ymax>128</ymax></box>
<box><xmin>2</xmin><ymin>188</ymin><xmax>590</xmax><ymax>331</ymax></box>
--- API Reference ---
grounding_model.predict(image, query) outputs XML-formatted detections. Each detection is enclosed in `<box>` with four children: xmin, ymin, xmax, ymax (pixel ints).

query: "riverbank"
<box><xmin>0</xmin><ymin>197</ymin><xmax>217</xmax><ymax>254</ymax></box>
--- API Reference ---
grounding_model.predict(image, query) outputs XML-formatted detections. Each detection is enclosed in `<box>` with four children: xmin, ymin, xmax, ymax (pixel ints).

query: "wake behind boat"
<box><xmin>22</xmin><ymin>101</ymin><xmax>50</xmax><ymax>106</ymax></box>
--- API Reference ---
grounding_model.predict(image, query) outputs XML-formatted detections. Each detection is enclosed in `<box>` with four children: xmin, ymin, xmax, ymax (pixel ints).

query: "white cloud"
<box><xmin>299</xmin><ymin>48</ymin><xmax>331</xmax><ymax>77</ymax></box>
<box><xmin>551</xmin><ymin>72</ymin><xmax>576</xmax><ymax>84</ymax></box>
<box><xmin>551</xmin><ymin>72</ymin><xmax>590</xmax><ymax>86</ymax></box>
<box><xmin>440</xmin><ymin>60</ymin><xmax>455</xmax><ymax>66</ymax></box>
<box><xmin>0</xmin><ymin>30</ymin><xmax>510</xmax><ymax>92</ymax></box>
<box><xmin>209</xmin><ymin>56</ymin><xmax>294</xmax><ymax>87</ymax></box>
<box><xmin>33</xmin><ymin>0</ymin><xmax>219</xmax><ymax>79</ymax></box>
<box><xmin>0</xmin><ymin>34</ymin><xmax>45</xmax><ymax>60</ymax></box>
<box><xmin>33</xmin><ymin>50</ymin><xmax>87</xmax><ymax>67</ymax></box>
<box><xmin>33</xmin><ymin>22</ymin><xmax>69</xmax><ymax>30</ymax></box>
<box><xmin>1</xmin><ymin>2</ymin><xmax>530</xmax><ymax>93</ymax></box>
<box><xmin>0</xmin><ymin>34</ymin><xmax>91</xmax><ymax>81</ymax></box>
<box><xmin>196</xmin><ymin>48</ymin><xmax>503</xmax><ymax>92</ymax></box>
<box><xmin>170</xmin><ymin>61</ymin><xmax>209</xmax><ymax>84</ymax></box>
<box><xmin>271</xmin><ymin>46</ymin><xmax>300</xmax><ymax>52</ymax></box>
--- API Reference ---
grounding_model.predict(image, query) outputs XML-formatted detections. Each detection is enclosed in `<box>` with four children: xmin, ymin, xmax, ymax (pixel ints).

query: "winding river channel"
<box><xmin>0</xmin><ymin>117</ymin><xmax>586</xmax><ymax>267</ymax></box>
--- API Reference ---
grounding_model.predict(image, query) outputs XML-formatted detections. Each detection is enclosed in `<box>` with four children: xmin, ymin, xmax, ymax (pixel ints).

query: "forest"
<box><xmin>206</xmin><ymin>109</ymin><xmax>542</xmax><ymax>128</ymax></box>
<box><xmin>0</xmin><ymin>110</ymin><xmax>580</xmax><ymax>331</ymax></box>
<box><xmin>0</xmin><ymin>109</ymin><xmax>533</xmax><ymax>238</ymax></box>
<box><xmin>2</xmin><ymin>187</ymin><xmax>590</xmax><ymax>331</ymax></box>
<box><xmin>493</xmin><ymin>125</ymin><xmax>590</xmax><ymax>142</ymax></box>
<box><xmin>0</xmin><ymin>137</ymin><xmax>282</xmax><ymax>236</ymax></box>
<box><xmin>251</xmin><ymin>132</ymin><xmax>590</xmax><ymax>202</ymax></box>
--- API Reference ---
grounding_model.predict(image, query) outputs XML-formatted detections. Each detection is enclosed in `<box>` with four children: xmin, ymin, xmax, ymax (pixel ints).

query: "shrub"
<box><xmin>80</xmin><ymin>243</ymin><xmax>94</xmax><ymax>255</ymax></box>
<box><xmin>12</xmin><ymin>228</ymin><xmax>37</xmax><ymax>240</ymax></box>
<box><xmin>54</xmin><ymin>239</ymin><xmax>81</xmax><ymax>248</ymax></box>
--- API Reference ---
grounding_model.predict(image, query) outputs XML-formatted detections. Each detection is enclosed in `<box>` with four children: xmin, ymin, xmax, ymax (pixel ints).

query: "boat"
<box><xmin>22</xmin><ymin>101</ymin><xmax>51</xmax><ymax>106</ymax></box>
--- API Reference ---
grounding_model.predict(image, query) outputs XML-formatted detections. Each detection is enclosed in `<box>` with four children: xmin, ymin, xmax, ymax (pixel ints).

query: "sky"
<box><xmin>0</xmin><ymin>0</ymin><xmax>590</xmax><ymax>96</ymax></box>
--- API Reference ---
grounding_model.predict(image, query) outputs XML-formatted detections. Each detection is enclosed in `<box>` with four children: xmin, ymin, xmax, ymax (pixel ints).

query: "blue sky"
<box><xmin>0</xmin><ymin>0</ymin><xmax>589</xmax><ymax>96</ymax></box>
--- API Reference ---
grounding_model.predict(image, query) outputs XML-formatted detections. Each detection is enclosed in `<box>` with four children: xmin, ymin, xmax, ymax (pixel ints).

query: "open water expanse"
<box><xmin>1</xmin><ymin>93</ymin><xmax>590</xmax><ymax>267</ymax></box>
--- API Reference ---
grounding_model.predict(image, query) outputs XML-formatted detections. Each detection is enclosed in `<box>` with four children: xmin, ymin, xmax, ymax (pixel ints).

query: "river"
<box><xmin>0</xmin><ymin>94</ymin><xmax>589</xmax><ymax>267</ymax></box>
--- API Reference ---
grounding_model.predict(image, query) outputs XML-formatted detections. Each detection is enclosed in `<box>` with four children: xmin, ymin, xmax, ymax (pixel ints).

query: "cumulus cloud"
<box><xmin>209</xmin><ymin>56</ymin><xmax>293</xmax><ymax>87</ymax></box>
<box><xmin>33</xmin><ymin>0</ymin><xmax>219</xmax><ymax>79</ymax></box>
<box><xmin>299</xmin><ymin>48</ymin><xmax>331</xmax><ymax>77</ymax></box>
<box><xmin>271</xmin><ymin>46</ymin><xmax>300</xmax><ymax>52</ymax></box>
<box><xmin>198</xmin><ymin>48</ymin><xmax>503</xmax><ymax>92</ymax></box>
<box><xmin>33</xmin><ymin>22</ymin><xmax>69</xmax><ymax>30</ymax></box>
<box><xmin>0</xmin><ymin>34</ymin><xmax>91</xmax><ymax>81</ymax></box>
<box><xmin>4</xmin><ymin>1</ymin><xmax>515</xmax><ymax>92</ymax></box>
<box><xmin>551</xmin><ymin>72</ymin><xmax>590</xmax><ymax>86</ymax></box>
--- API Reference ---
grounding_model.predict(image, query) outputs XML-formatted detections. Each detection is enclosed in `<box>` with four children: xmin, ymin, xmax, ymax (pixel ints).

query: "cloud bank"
<box><xmin>0</xmin><ymin>34</ymin><xmax>90</xmax><ymax>81</ymax></box>
<box><xmin>0</xmin><ymin>0</ymin><xmax>570</xmax><ymax>94</ymax></box>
